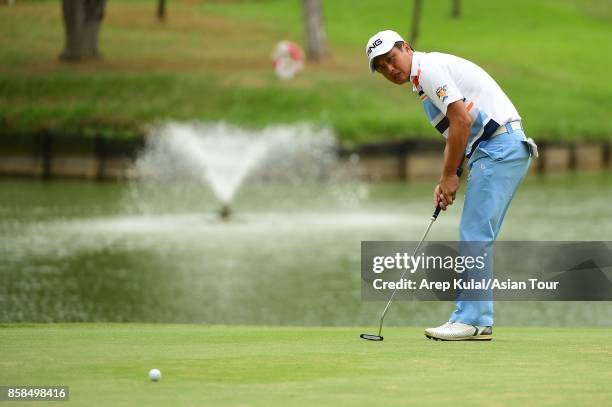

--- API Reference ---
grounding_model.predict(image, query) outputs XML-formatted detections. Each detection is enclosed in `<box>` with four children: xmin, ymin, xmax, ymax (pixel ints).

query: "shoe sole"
<box><xmin>425</xmin><ymin>334</ymin><xmax>492</xmax><ymax>341</ymax></box>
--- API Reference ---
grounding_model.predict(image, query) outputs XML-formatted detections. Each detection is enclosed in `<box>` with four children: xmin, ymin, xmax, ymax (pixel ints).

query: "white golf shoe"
<box><xmin>424</xmin><ymin>322</ymin><xmax>492</xmax><ymax>341</ymax></box>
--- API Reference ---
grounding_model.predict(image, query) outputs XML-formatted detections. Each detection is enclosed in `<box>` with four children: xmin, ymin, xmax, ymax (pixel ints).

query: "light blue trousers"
<box><xmin>449</xmin><ymin>127</ymin><xmax>531</xmax><ymax>326</ymax></box>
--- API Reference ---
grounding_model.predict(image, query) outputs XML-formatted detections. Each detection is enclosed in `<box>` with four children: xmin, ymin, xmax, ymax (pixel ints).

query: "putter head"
<box><xmin>360</xmin><ymin>333</ymin><xmax>384</xmax><ymax>341</ymax></box>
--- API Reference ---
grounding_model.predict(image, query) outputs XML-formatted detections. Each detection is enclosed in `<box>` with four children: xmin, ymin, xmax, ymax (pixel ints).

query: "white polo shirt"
<box><xmin>409</xmin><ymin>51</ymin><xmax>521</xmax><ymax>157</ymax></box>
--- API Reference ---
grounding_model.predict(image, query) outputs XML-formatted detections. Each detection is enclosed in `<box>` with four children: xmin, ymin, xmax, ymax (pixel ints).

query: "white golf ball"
<box><xmin>148</xmin><ymin>368</ymin><xmax>161</xmax><ymax>381</ymax></box>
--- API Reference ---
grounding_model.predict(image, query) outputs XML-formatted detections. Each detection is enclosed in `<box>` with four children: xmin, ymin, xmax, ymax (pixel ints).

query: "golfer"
<box><xmin>365</xmin><ymin>30</ymin><xmax>538</xmax><ymax>341</ymax></box>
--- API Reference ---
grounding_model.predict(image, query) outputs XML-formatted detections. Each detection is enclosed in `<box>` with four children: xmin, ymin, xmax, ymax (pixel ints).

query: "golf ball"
<box><xmin>148</xmin><ymin>368</ymin><xmax>161</xmax><ymax>381</ymax></box>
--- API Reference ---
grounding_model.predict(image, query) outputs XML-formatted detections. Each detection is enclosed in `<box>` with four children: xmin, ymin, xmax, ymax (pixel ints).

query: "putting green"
<box><xmin>1</xmin><ymin>324</ymin><xmax>611</xmax><ymax>406</ymax></box>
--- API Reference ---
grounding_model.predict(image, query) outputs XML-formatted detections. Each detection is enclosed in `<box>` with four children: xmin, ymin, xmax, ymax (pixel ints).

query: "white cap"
<box><xmin>365</xmin><ymin>30</ymin><xmax>405</xmax><ymax>72</ymax></box>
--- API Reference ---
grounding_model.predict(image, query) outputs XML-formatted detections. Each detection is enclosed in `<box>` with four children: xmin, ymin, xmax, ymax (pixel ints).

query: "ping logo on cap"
<box><xmin>367</xmin><ymin>38</ymin><xmax>383</xmax><ymax>56</ymax></box>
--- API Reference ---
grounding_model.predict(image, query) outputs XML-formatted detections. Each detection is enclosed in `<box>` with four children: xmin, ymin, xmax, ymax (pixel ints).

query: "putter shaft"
<box><xmin>377</xmin><ymin>215</ymin><xmax>437</xmax><ymax>336</ymax></box>
<box><xmin>373</xmin><ymin>161</ymin><xmax>464</xmax><ymax>338</ymax></box>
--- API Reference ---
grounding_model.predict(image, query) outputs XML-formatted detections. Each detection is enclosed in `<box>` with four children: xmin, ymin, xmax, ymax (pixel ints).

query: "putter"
<box><xmin>360</xmin><ymin>163</ymin><xmax>464</xmax><ymax>342</ymax></box>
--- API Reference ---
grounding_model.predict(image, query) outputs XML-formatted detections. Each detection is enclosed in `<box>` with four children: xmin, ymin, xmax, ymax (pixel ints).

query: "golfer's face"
<box><xmin>374</xmin><ymin>47</ymin><xmax>410</xmax><ymax>85</ymax></box>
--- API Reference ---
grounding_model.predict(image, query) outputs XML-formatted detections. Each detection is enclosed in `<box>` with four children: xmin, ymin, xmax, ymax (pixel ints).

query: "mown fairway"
<box><xmin>1</xmin><ymin>324</ymin><xmax>611</xmax><ymax>406</ymax></box>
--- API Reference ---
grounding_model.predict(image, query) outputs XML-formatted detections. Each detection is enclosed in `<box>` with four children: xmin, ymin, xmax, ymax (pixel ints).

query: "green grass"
<box><xmin>0</xmin><ymin>0</ymin><xmax>611</xmax><ymax>143</ymax></box>
<box><xmin>1</xmin><ymin>324</ymin><xmax>611</xmax><ymax>406</ymax></box>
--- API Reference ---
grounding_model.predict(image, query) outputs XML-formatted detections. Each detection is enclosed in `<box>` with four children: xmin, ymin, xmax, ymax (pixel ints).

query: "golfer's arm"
<box><xmin>443</xmin><ymin>100</ymin><xmax>472</xmax><ymax>176</ymax></box>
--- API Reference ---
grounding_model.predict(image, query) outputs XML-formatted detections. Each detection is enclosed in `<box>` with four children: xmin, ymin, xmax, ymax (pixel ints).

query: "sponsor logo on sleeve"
<box><xmin>436</xmin><ymin>85</ymin><xmax>449</xmax><ymax>102</ymax></box>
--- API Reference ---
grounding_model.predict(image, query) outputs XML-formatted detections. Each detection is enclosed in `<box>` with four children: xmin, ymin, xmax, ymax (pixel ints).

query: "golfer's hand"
<box><xmin>434</xmin><ymin>174</ymin><xmax>459</xmax><ymax>210</ymax></box>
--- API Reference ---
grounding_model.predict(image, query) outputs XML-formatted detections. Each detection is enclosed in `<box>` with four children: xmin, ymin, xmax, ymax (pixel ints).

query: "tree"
<box><xmin>409</xmin><ymin>0</ymin><xmax>422</xmax><ymax>48</ymax></box>
<box><xmin>157</xmin><ymin>0</ymin><xmax>166</xmax><ymax>22</ymax></box>
<box><xmin>451</xmin><ymin>0</ymin><xmax>461</xmax><ymax>18</ymax></box>
<box><xmin>60</xmin><ymin>0</ymin><xmax>107</xmax><ymax>61</ymax></box>
<box><xmin>302</xmin><ymin>0</ymin><xmax>327</xmax><ymax>61</ymax></box>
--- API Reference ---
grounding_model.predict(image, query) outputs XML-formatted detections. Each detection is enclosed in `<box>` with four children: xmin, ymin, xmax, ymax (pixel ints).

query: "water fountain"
<box><xmin>2</xmin><ymin>127</ymin><xmax>609</xmax><ymax>325</ymax></box>
<box><xmin>131</xmin><ymin>122</ymin><xmax>363</xmax><ymax>219</ymax></box>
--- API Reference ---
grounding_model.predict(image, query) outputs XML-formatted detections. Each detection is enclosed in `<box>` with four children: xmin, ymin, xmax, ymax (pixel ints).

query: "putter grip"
<box><xmin>432</xmin><ymin>164</ymin><xmax>464</xmax><ymax>220</ymax></box>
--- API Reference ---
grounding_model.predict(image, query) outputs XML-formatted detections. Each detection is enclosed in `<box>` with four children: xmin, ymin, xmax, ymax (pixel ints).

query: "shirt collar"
<box><xmin>409</xmin><ymin>51</ymin><xmax>425</xmax><ymax>91</ymax></box>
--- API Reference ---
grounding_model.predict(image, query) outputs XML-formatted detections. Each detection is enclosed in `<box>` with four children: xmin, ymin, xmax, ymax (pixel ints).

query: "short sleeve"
<box><xmin>419</xmin><ymin>60</ymin><xmax>463</xmax><ymax>115</ymax></box>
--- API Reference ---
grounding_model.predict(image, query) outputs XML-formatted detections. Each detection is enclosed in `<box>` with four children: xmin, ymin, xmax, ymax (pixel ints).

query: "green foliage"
<box><xmin>0</xmin><ymin>0</ymin><xmax>610</xmax><ymax>141</ymax></box>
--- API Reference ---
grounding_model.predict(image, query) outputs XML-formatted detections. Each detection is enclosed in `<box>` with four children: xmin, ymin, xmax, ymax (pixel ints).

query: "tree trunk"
<box><xmin>451</xmin><ymin>0</ymin><xmax>461</xmax><ymax>18</ymax></box>
<box><xmin>157</xmin><ymin>0</ymin><xmax>166</xmax><ymax>21</ymax></box>
<box><xmin>60</xmin><ymin>0</ymin><xmax>106</xmax><ymax>61</ymax></box>
<box><xmin>302</xmin><ymin>0</ymin><xmax>327</xmax><ymax>62</ymax></box>
<box><xmin>409</xmin><ymin>0</ymin><xmax>422</xmax><ymax>48</ymax></box>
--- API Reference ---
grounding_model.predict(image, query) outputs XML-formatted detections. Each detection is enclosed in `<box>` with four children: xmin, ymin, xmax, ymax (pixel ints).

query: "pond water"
<box><xmin>1</xmin><ymin>173</ymin><xmax>611</xmax><ymax>326</ymax></box>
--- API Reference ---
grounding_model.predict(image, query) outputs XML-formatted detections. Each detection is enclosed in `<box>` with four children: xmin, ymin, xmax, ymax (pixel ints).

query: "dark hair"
<box><xmin>394</xmin><ymin>41</ymin><xmax>413</xmax><ymax>51</ymax></box>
